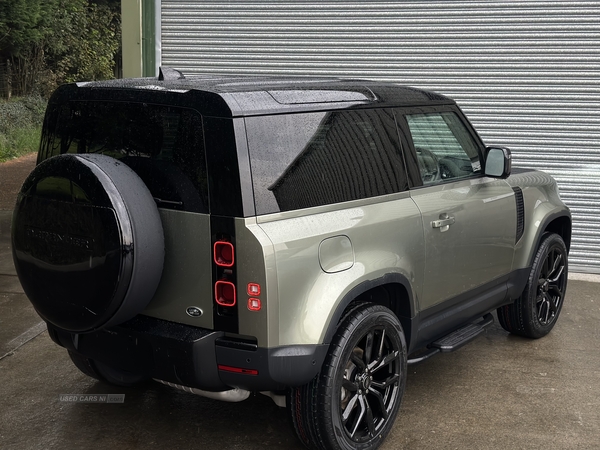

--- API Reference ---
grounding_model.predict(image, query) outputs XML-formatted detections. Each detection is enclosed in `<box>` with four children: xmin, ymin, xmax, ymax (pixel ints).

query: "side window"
<box><xmin>246</xmin><ymin>108</ymin><xmax>408</xmax><ymax>214</ymax></box>
<box><xmin>405</xmin><ymin>112</ymin><xmax>482</xmax><ymax>184</ymax></box>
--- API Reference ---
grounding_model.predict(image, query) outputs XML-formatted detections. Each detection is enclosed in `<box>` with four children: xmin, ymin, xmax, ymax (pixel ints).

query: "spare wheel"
<box><xmin>11</xmin><ymin>154</ymin><xmax>164</xmax><ymax>333</ymax></box>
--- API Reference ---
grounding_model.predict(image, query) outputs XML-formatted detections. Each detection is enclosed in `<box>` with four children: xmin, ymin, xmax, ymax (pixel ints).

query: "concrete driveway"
<box><xmin>1</xmin><ymin>208</ymin><xmax>599</xmax><ymax>450</ymax></box>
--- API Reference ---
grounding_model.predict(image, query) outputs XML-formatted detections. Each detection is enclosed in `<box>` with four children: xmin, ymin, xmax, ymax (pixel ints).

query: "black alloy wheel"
<box><xmin>288</xmin><ymin>303</ymin><xmax>407</xmax><ymax>450</ymax></box>
<box><xmin>339</xmin><ymin>326</ymin><xmax>402</xmax><ymax>442</ymax></box>
<box><xmin>497</xmin><ymin>232</ymin><xmax>568</xmax><ymax>338</ymax></box>
<box><xmin>536</xmin><ymin>242</ymin><xmax>566</xmax><ymax>326</ymax></box>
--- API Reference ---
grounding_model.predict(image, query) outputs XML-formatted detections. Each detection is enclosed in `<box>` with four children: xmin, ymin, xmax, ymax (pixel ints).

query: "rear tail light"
<box><xmin>218</xmin><ymin>365</ymin><xmax>258</xmax><ymax>376</ymax></box>
<box><xmin>215</xmin><ymin>280</ymin><xmax>236</xmax><ymax>306</ymax></box>
<box><xmin>247</xmin><ymin>283</ymin><xmax>261</xmax><ymax>296</ymax></box>
<box><xmin>212</xmin><ymin>233</ymin><xmax>238</xmax><ymax>332</ymax></box>
<box><xmin>248</xmin><ymin>298</ymin><xmax>261</xmax><ymax>311</ymax></box>
<box><xmin>247</xmin><ymin>283</ymin><xmax>262</xmax><ymax>312</ymax></box>
<box><xmin>214</xmin><ymin>241</ymin><xmax>234</xmax><ymax>267</ymax></box>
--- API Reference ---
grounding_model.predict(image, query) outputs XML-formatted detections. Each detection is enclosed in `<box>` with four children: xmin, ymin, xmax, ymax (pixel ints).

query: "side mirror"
<box><xmin>485</xmin><ymin>146</ymin><xmax>512</xmax><ymax>179</ymax></box>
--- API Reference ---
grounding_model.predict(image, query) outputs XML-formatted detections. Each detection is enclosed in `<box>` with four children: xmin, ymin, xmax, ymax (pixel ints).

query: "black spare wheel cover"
<box><xmin>11</xmin><ymin>154</ymin><xmax>165</xmax><ymax>333</ymax></box>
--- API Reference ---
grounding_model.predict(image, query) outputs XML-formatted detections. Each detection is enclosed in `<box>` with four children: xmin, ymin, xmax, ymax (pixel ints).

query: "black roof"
<box><xmin>66</xmin><ymin>71</ymin><xmax>454</xmax><ymax>117</ymax></box>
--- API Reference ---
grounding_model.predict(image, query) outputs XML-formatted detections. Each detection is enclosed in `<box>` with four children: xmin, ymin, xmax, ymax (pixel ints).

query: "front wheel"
<box><xmin>288</xmin><ymin>304</ymin><xmax>407</xmax><ymax>450</ymax></box>
<box><xmin>497</xmin><ymin>232</ymin><xmax>568</xmax><ymax>338</ymax></box>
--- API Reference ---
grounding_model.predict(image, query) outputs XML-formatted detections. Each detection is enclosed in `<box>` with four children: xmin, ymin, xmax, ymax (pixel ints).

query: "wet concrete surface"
<box><xmin>1</xmin><ymin>208</ymin><xmax>599</xmax><ymax>450</ymax></box>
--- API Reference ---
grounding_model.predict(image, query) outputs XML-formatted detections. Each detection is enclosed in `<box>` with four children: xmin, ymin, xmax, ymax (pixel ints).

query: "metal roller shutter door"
<box><xmin>161</xmin><ymin>1</ymin><xmax>600</xmax><ymax>273</ymax></box>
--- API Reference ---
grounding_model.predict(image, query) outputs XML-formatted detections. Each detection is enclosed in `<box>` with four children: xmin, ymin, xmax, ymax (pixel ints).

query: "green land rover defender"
<box><xmin>12</xmin><ymin>69</ymin><xmax>571</xmax><ymax>450</ymax></box>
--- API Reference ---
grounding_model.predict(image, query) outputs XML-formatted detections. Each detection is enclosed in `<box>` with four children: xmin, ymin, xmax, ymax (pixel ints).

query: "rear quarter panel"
<box><xmin>255</xmin><ymin>193</ymin><xmax>424</xmax><ymax>347</ymax></box>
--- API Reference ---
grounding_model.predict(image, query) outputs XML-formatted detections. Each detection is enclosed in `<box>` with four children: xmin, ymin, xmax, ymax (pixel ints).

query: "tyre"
<box><xmin>497</xmin><ymin>232</ymin><xmax>568</xmax><ymax>338</ymax></box>
<box><xmin>68</xmin><ymin>351</ymin><xmax>148</xmax><ymax>387</ymax></box>
<box><xmin>288</xmin><ymin>304</ymin><xmax>407</xmax><ymax>450</ymax></box>
<box><xmin>12</xmin><ymin>154</ymin><xmax>164</xmax><ymax>333</ymax></box>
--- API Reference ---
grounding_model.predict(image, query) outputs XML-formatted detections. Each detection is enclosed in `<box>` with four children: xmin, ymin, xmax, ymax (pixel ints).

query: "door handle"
<box><xmin>431</xmin><ymin>213</ymin><xmax>455</xmax><ymax>230</ymax></box>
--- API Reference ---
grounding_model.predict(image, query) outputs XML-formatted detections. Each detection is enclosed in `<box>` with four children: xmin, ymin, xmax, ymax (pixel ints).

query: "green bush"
<box><xmin>0</xmin><ymin>96</ymin><xmax>46</xmax><ymax>162</ymax></box>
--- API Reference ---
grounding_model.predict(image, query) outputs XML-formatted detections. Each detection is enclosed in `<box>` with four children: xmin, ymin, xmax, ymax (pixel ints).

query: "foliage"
<box><xmin>0</xmin><ymin>0</ymin><xmax>49</xmax><ymax>56</ymax></box>
<box><xmin>48</xmin><ymin>0</ymin><xmax>121</xmax><ymax>85</ymax></box>
<box><xmin>0</xmin><ymin>96</ymin><xmax>45</xmax><ymax>161</ymax></box>
<box><xmin>0</xmin><ymin>0</ymin><xmax>121</xmax><ymax>97</ymax></box>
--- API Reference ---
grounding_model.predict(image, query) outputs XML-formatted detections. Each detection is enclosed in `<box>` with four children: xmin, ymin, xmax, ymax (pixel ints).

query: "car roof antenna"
<box><xmin>158</xmin><ymin>67</ymin><xmax>185</xmax><ymax>81</ymax></box>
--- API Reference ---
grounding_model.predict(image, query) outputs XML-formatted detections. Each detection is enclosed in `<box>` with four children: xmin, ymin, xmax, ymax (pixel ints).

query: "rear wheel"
<box><xmin>68</xmin><ymin>351</ymin><xmax>148</xmax><ymax>387</ymax></box>
<box><xmin>497</xmin><ymin>232</ymin><xmax>568</xmax><ymax>338</ymax></box>
<box><xmin>288</xmin><ymin>304</ymin><xmax>407</xmax><ymax>450</ymax></box>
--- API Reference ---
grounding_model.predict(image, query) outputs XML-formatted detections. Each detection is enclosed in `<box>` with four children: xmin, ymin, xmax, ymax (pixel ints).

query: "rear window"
<box><xmin>246</xmin><ymin>108</ymin><xmax>408</xmax><ymax>215</ymax></box>
<box><xmin>40</xmin><ymin>101</ymin><xmax>208</xmax><ymax>213</ymax></box>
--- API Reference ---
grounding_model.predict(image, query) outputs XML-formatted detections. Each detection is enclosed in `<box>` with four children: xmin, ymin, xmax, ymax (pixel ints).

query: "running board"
<box><xmin>407</xmin><ymin>314</ymin><xmax>494</xmax><ymax>365</ymax></box>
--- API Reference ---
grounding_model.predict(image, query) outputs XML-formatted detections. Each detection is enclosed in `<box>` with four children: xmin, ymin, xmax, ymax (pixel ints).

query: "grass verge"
<box><xmin>0</xmin><ymin>96</ymin><xmax>46</xmax><ymax>163</ymax></box>
<box><xmin>0</xmin><ymin>126</ymin><xmax>42</xmax><ymax>162</ymax></box>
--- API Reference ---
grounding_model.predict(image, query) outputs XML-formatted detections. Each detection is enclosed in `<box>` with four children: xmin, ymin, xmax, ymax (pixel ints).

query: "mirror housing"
<box><xmin>485</xmin><ymin>146</ymin><xmax>512</xmax><ymax>179</ymax></box>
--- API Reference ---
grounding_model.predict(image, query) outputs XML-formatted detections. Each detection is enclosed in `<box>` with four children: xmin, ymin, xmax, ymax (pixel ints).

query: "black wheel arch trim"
<box><xmin>528</xmin><ymin>210</ymin><xmax>572</xmax><ymax>268</ymax></box>
<box><xmin>322</xmin><ymin>272</ymin><xmax>415</xmax><ymax>346</ymax></box>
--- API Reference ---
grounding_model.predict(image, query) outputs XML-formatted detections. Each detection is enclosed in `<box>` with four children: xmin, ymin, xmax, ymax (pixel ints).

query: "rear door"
<box><xmin>397</xmin><ymin>108</ymin><xmax>516</xmax><ymax>311</ymax></box>
<box><xmin>38</xmin><ymin>96</ymin><xmax>215</xmax><ymax>329</ymax></box>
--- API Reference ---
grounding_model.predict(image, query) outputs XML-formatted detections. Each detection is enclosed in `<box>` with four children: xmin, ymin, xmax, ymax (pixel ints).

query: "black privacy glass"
<box><xmin>40</xmin><ymin>101</ymin><xmax>208</xmax><ymax>213</ymax></box>
<box><xmin>246</xmin><ymin>109</ymin><xmax>408</xmax><ymax>215</ymax></box>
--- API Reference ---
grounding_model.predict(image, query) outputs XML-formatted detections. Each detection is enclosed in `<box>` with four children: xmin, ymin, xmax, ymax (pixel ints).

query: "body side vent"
<box><xmin>512</xmin><ymin>187</ymin><xmax>525</xmax><ymax>243</ymax></box>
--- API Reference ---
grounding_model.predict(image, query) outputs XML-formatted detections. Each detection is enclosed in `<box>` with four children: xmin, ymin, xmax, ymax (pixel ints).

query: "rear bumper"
<box><xmin>47</xmin><ymin>315</ymin><xmax>327</xmax><ymax>392</ymax></box>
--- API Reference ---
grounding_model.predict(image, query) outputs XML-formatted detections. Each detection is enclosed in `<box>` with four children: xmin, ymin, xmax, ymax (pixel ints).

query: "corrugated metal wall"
<box><xmin>161</xmin><ymin>0</ymin><xmax>600</xmax><ymax>273</ymax></box>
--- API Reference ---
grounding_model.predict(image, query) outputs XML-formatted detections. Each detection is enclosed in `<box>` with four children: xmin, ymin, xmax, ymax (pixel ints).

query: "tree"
<box><xmin>0</xmin><ymin>0</ymin><xmax>52</xmax><ymax>95</ymax></box>
<box><xmin>0</xmin><ymin>0</ymin><xmax>47</xmax><ymax>55</ymax></box>
<box><xmin>0</xmin><ymin>0</ymin><xmax>121</xmax><ymax>97</ymax></box>
<box><xmin>47</xmin><ymin>0</ymin><xmax>121</xmax><ymax>84</ymax></box>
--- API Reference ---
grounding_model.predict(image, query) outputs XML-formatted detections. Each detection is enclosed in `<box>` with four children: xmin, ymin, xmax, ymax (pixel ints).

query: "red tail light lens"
<box><xmin>218</xmin><ymin>365</ymin><xmax>258</xmax><ymax>375</ymax></box>
<box><xmin>248</xmin><ymin>298</ymin><xmax>261</xmax><ymax>311</ymax></box>
<box><xmin>247</xmin><ymin>283</ymin><xmax>261</xmax><ymax>296</ymax></box>
<box><xmin>215</xmin><ymin>280</ymin><xmax>236</xmax><ymax>306</ymax></box>
<box><xmin>214</xmin><ymin>241</ymin><xmax>234</xmax><ymax>267</ymax></box>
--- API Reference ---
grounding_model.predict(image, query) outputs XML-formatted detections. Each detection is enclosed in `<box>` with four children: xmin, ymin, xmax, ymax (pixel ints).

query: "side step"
<box><xmin>407</xmin><ymin>313</ymin><xmax>494</xmax><ymax>365</ymax></box>
<box><xmin>431</xmin><ymin>313</ymin><xmax>494</xmax><ymax>352</ymax></box>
